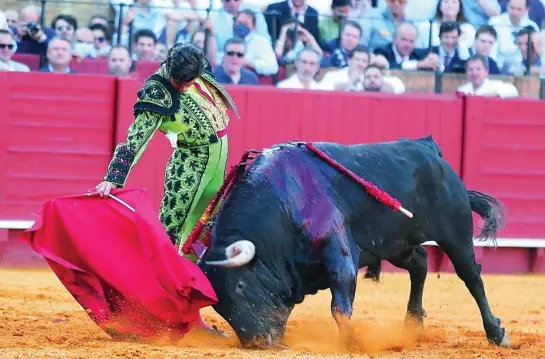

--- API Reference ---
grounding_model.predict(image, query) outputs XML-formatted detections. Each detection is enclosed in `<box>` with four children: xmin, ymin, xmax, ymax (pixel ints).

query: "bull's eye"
<box><xmin>236</xmin><ymin>281</ymin><xmax>245</xmax><ymax>294</ymax></box>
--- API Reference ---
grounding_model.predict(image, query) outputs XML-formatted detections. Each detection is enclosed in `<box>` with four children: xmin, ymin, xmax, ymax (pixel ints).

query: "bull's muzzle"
<box><xmin>206</xmin><ymin>240</ymin><xmax>256</xmax><ymax>267</ymax></box>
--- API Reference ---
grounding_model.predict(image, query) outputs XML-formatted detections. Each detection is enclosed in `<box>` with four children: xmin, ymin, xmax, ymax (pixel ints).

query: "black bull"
<box><xmin>198</xmin><ymin>136</ymin><xmax>509</xmax><ymax>349</ymax></box>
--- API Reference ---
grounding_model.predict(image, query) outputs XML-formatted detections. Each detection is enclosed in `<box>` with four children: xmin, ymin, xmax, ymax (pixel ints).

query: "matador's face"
<box><xmin>169</xmin><ymin>77</ymin><xmax>196</xmax><ymax>93</ymax></box>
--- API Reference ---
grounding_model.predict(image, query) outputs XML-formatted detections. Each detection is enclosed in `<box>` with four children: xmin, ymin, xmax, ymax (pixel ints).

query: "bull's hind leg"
<box><xmin>322</xmin><ymin>233</ymin><xmax>359</xmax><ymax>345</ymax></box>
<box><xmin>438</xmin><ymin>240</ymin><xmax>509</xmax><ymax>347</ymax></box>
<box><xmin>387</xmin><ymin>245</ymin><xmax>428</xmax><ymax>325</ymax></box>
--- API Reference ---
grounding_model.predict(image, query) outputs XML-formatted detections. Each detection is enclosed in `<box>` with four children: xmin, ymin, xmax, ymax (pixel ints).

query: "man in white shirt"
<box><xmin>457</xmin><ymin>54</ymin><xmax>519</xmax><ymax>98</ymax></box>
<box><xmin>319</xmin><ymin>45</ymin><xmax>405</xmax><ymax>93</ymax></box>
<box><xmin>277</xmin><ymin>47</ymin><xmax>321</xmax><ymax>89</ymax></box>
<box><xmin>488</xmin><ymin>0</ymin><xmax>539</xmax><ymax>68</ymax></box>
<box><xmin>0</xmin><ymin>29</ymin><xmax>30</xmax><ymax>72</ymax></box>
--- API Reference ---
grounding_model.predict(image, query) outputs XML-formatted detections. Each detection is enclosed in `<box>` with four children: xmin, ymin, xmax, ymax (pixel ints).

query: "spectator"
<box><xmin>470</xmin><ymin>25</ymin><xmax>501</xmax><ymax>74</ymax></box>
<box><xmin>359</xmin><ymin>64</ymin><xmax>396</xmax><ymax>92</ymax></box>
<box><xmin>277</xmin><ymin>47</ymin><xmax>322</xmax><ymax>89</ymax></box>
<box><xmin>156</xmin><ymin>43</ymin><xmax>168</xmax><ymax>61</ymax></box>
<box><xmin>0</xmin><ymin>29</ymin><xmax>29</xmax><ymax>72</ymax></box>
<box><xmin>349</xmin><ymin>0</ymin><xmax>375</xmax><ymax>46</ymax></box>
<box><xmin>349</xmin><ymin>0</ymin><xmax>374</xmax><ymax>19</ymax></box>
<box><xmin>461</xmin><ymin>0</ymin><xmax>501</xmax><ymax>27</ymax></box>
<box><xmin>503</xmin><ymin>26</ymin><xmax>542</xmax><ymax>75</ymax></box>
<box><xmin>319</xmin><ymin>0</ymin><xmax>352</xmax><ymax>44</ymax></box>
<box><xmin>108</xmin><ymin>45</ymin><xmax>133</xmax><ymax>76</ymax></box>
<box><xmin>158</xmin><ymin>0</ymin><xmax>206</xmax><ymax>47</ymax></box>
<box><xmin>117</xmin><ymin>0</ymin><xmax>165</xmax><ymax>46</ymax></box>
<box><xmin>88</xmin><ymin>15</ymin><xmax>110</xmax><ymax>30</ymax></box>
<box><xmin>457</xmin><ymin>54</ymin><xmax>518</xmax><ymax>97</ymax></box>
<box><xmin>374</xmin><ymin>0</ymin><xmax>440</xmax><ymax>22</ymax></box>
<box><xmin>232</xmin><ymin>9</ymin><xmax>278</xmax><ymax>76</ymax></box>
<box><xmin>89</xmin><ymin>24</ymin><xmax>112</xmax><ymax>58</ymax></box>
<box><xmin>365</xmin><ymin>0</ymin><xmax>408</xmax><ymax>51</ymax></box>
<box><xmin>265</xmin><ymin>0</ymin><xmax>321</xmax><ymax>46</ymax></box>
<box><xmin>210</xmin><ymin>0</ymin><xmax>271</xmax><ymax>55</ymax></box>
<box><xmin>213</xmin><ymin>37</ymin><xmax>259</xmax><ymax>85</ymax></box>
<box><xmin>320</xmin><ymin>45</ymin><xmax>406</xmax><ymax>92</ymax></box>
<box><xmin>319</xmin><ymin>45</ymin><xmax>368</xmax><ymax>90</ymax></box>
<box><xmin>322</xmin><ymin>20</ymin><xmax>362</xmax><ymax>68</ymax></box>
<box><xmin>275</xmin><ymin>21</ymin><xmax>323</xmax><ymax>66</ymax></box>
<box><xmin>5</xmin><ymin>9</ymin><xmax>18</xmax><ymax>33</ymax></box>
<box><xmin>189</xmin><ymin>25</ymin><xmax>218</xmax><ymax>67</ymax></box>
<box><xmin>38</xmin><ymin>37</ymin><xmax>77</xmax><ymax>74</ymax></box>
<box><xmin>73</xmin><ymin>28</ymin><xmax>97</xmax><ymax>59</ymax></box>
<box><xmin>51</xmin><ymin>14</ymin><xmax>78</xmax><ymax>43</ymax></box>
<box><xmin>416</xmin><ymin>0</ymin><xmax>476</xmax><ymax>56</ymax></box>
<box><xmin>133</xmin><ymin>29</ymin><xmax>158</xmax><ymax>61</ymax></box>
<box><xmin>489</xmin><ymin>0</ymin><xmax>539</xmax><ymax>67</ymax></box>
<box><xmin>0</xmin><ymin>11</ymin><xmax>6</xmax><ymax>30</ymax></box>
<box><xmin>499</xmin><ymin>0</ymin><xmax>544</xmax><ymax>29</ymax></box>
<box><xmin>14</xmin><ymin>5</ymin><xmax>55</xmax><ymax>55</ymax></box>
<box><xmin>429</xmin><ymin>21</ymin><xmax>467</xmax><ymax>73</ymax></box>
<box><xmin>373</xmin><ymin>22</ymin><xmax>440</xmax><ymax>71</ymax></box>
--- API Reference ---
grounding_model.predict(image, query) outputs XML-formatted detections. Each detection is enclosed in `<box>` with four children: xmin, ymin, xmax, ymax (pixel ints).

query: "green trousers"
<box><xmin>159</xmin><ymin>136</ymin><xmax>228</xmax><ymax>262</ymax></box>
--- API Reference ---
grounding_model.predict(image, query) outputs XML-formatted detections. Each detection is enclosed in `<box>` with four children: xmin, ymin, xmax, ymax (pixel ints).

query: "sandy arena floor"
<box><xmin>0</xmin><ymin>268</ymin><xmax>544</xmax><ymax>359</ymax></box>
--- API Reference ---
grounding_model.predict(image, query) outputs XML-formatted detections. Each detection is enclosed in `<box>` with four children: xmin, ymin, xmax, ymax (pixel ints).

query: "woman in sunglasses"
<box><xmin>96</xmin><ymin>43</ymin><xmax>240</xmax><ymax>263</ymax></box>
<box><xmin>0</xmin><ymin>29</ymin><xmax>29</xmax><ymax>72</ymax></box>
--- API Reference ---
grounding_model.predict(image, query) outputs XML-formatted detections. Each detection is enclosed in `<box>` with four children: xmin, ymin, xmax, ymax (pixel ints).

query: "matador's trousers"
<box><xmin>159</xmin><ymin>135</ymin><xmax>228</xmax><ymax>262</ymax></box>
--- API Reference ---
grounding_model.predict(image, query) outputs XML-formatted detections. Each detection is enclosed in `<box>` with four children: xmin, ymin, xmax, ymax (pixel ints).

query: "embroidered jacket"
<box><xmin>104</xmin><ymin>63</ymin><xmax>239</xmax><ymax>187</ymax></box>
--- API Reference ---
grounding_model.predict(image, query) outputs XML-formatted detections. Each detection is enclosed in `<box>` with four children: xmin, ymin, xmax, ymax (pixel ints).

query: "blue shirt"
<box><xmin>213</xmin><ymin>65</ymin><xmax>259</xmax><ymax>85</ymax></box>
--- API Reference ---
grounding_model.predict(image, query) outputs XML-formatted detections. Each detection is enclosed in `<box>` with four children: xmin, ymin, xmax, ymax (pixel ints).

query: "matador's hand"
<box><xmin>96</xmin><ymin>181</ymin><xmax>116</xmax><ymax>198</ymax></box>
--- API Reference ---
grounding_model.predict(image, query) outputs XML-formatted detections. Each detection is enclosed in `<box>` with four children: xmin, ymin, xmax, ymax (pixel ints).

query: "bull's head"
<box><xmin>199</xmin><ymin>239</ymin><xmax>294</xmax><ymax>349</ymax></box>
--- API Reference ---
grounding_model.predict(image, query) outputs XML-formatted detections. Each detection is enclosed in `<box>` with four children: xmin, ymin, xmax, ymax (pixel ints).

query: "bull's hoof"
<box><xmin>499</xmin><ymin>331</ymin><xmax>510</xmax><ymax>348</ymax></box>
<box><xmin>404</xmin><ymin>308</ymin><xmax>427</xmax><ymax>328</ymax></box>
<box><xmin>488</xmin><ymin>328</ymin><xmax>510</xmax><ymax>348</ymax></box>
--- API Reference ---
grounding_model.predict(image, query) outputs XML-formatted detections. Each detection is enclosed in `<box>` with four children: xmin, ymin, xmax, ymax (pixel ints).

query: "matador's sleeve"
<box><xmin>103</xmin><ymin>111</ymin><xmax>162</xmax><ymax>187</ymax></box>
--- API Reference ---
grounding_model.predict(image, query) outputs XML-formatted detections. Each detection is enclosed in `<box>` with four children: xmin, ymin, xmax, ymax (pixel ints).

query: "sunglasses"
<box><xmin>0</xmin><ymin>44</ymin><xmax>14</xmax><ymax>50</ymax></box>
<box><xmin>226</xmin><ymin>51</ymin><xmax>244</xmax><ymax>57</ymax></box>
<box><xmin>94</xmin><ymin>36</ymin><xmax>106</xmax><ymax>42</ymax></box>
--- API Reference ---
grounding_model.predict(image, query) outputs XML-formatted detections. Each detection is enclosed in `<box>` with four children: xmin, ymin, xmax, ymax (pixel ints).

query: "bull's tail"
<box><xmin>467</xmin><ymin>190</ymin><xmax>505</xmax><ymax>245</ymax></box>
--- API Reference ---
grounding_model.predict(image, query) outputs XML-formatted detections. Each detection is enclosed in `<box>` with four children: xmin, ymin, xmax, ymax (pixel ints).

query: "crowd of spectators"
<box><xmin>1</xmin><ymin>0</ymin><xmax>545</xmax><ymax>99</ymax></box>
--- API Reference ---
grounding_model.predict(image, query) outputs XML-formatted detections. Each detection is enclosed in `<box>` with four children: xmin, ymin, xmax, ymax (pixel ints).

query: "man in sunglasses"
<box><xmin>213</xmin><ymin>37</ymin><xmax>259</xmax><ymax>85</ymax></box>
<box><xmin>96</xmin><ymin>43</ymin><xmax>240</xmax><ymax>263</ymax></box>
<box><xmin>0</xmin><ymin>29</ymin><xmax>30</xmax><ymax>72</ymax></box>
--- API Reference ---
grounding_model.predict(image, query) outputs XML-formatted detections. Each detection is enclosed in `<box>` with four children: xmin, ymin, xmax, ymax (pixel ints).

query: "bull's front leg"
<box><xmin>322</xmin><ymin>233</ymin><xmax>359</xmax><ymax>347</ymax></box>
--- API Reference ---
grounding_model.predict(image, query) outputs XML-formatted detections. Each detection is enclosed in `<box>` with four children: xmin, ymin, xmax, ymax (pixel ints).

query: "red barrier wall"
<box><xmin>463</xmin><ymin>97</ymin><xmax>545</xmax><ymax>239</ymax></box>
<box><xmin>0</xmin><ymin>72</ymin><xmax>117</xmax><ymax>220</ymax></box>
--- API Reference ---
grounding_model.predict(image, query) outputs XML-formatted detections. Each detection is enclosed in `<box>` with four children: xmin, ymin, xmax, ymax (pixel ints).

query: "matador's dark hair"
<box><xmin>163</xmin><ymin>43</ymin><xmax>206</xmax><ymax>84</ymax></box>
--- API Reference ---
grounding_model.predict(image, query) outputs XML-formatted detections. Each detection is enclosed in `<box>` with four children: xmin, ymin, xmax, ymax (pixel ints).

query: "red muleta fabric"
<box><xmin>19</xmin><ymin>188</ymin><xmax>218</xmax><ymax>340</ymax></box>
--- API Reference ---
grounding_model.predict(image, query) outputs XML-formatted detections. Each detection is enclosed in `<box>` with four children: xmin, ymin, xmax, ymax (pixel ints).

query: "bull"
<box><xmin>198</xmin><ymin>136</ymin><xmax>509</xmax><ymax>349</ymax></box>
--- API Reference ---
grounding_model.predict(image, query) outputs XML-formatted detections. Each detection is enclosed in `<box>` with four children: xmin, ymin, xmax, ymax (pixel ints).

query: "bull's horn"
<box><xmin>206</xmin><ymin>240</ymin><xmax>256</xmax><ymax>267</ymax></box>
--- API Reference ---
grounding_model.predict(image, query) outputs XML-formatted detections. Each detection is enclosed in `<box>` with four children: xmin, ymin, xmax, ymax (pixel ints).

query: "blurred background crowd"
<box><xmin>1</xmin><ymin>0</ymin><xmax>544</xmax><ymax>97</ymax></box>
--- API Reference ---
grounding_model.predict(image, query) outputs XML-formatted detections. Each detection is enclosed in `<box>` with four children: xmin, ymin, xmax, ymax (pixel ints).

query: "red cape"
<box><xmin>20</xmin><ymin>188</ymin><xmax>218</xmax><ymax>340</ymax></box>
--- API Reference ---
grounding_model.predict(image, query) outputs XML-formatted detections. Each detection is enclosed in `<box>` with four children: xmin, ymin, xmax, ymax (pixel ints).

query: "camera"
<box><xmin>26</xmin><ymin>22</ymin><xmax>40</xmax><ymax>36</ymax></box>
<box><xmin>287</xmin><ymin>28</ymin><xmax>297</xmax><ymax>41</ymax></box>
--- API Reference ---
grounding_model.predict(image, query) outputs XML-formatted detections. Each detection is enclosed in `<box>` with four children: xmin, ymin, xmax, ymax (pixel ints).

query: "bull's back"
<box><xmin>244</xmin><ymin>141</ymin><xmax>469</xmax><ymax>245</ymax></box>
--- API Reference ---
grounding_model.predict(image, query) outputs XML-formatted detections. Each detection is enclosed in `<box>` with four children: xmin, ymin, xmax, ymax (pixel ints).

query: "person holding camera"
<box><xmin>14</xmin><ymin>5</ymin><xmax>55</xmax><ymax>55</ymax></box>
<box><xmin>274</xmin><ymin>20</ymin><xmax>323</xmax><ymax>66</ymax></box>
